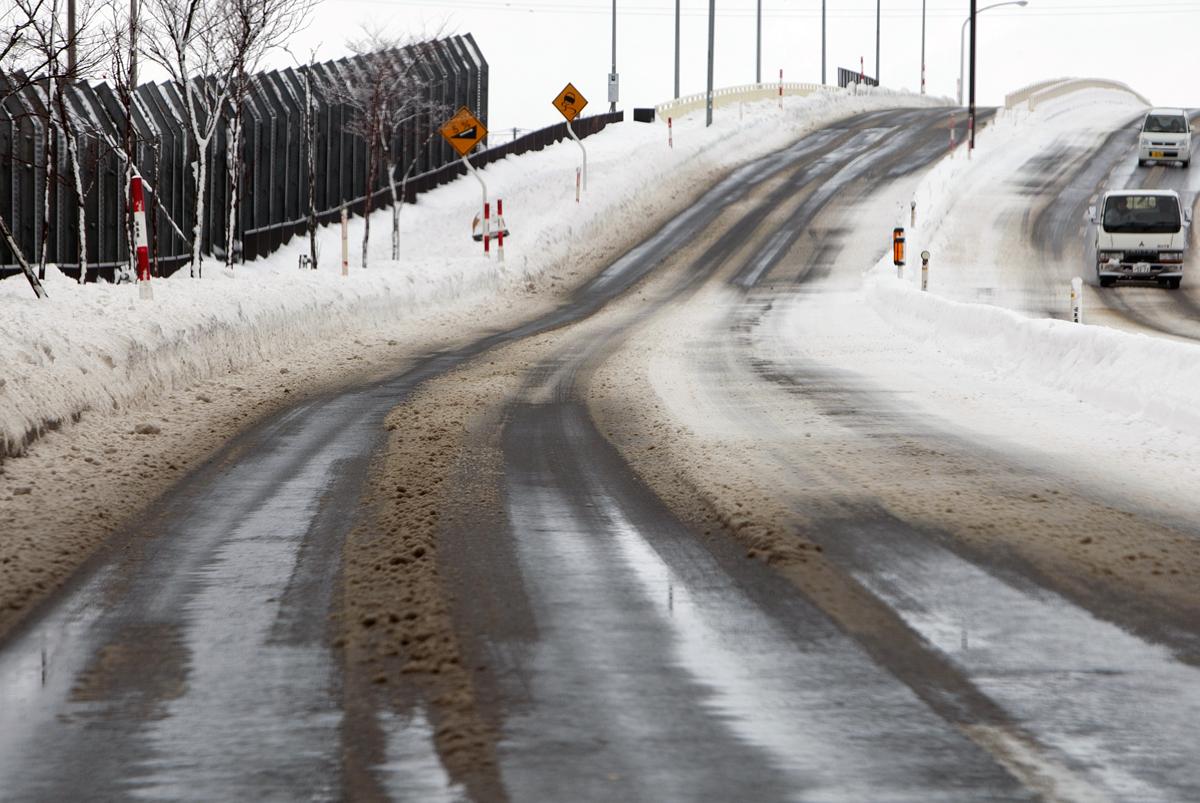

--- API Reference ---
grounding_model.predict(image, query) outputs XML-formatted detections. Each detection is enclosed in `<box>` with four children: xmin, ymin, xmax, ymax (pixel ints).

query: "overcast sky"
<box><xmin>278</xmin><ymin>1</ymin><xmax>1198</xmax><ymax>135</ymax></box>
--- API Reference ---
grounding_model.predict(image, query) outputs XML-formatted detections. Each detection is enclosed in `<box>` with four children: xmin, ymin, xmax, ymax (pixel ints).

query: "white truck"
<box><xmin>1091</xmin><ymin>189</ymin><xmax>1191</xmax><ymax>289</ymax></box>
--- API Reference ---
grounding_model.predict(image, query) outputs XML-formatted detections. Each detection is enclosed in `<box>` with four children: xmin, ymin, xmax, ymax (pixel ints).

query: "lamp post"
<box><xmin>821</xmin><ymin>0</ymin><xmax>826</xmax><ymax>85</ymax></box>
<box><xmin>610</xmin><ymin>0</ymin><xmax>617</xmax><ymax>112</ymax></box>
<box><xmin>959</xmin><ymin>1</ymin><xmax>1029</xmax><ymax>105</ymax></box>
<box><xmin>756</xmin><ymin>0</ymin><xmax>761</xmax><ymax>84</ymax></box>
<box><xmin>706</xmin><ymin>0</ymin><xmax>715</xmax><ymax>126</ymax></box>
<box><xmin>674</xmin><ymin>0</ymin><xmax>680</xmax><ymax>98</ymax></box>
<box><xmin>920</xmin><ymin>0</ymin><xmax>926</xmax><ymax>94</ymax></box>
<box><xmin>875</xmin><ymin>0</ymin><xmax>880</xmax><ymax>85</ymax></box>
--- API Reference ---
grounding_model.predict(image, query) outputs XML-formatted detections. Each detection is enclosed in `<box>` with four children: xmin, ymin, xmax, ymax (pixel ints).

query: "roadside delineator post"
<box><xmin>668</xmin><ymin>116</ymin><xmax>673</xmax><ymax>148</ymax></box>
<box><xmin>778</xmin><ymin>68</ymin><xmax>783</xmax><ymax>110</ymax></box>
<box><xmin>893</xmin><ymin>227</ymin><xmax>906</xmax><ymax>279</ymax></box>
<box><xmin>911</xmin><ymin>198</ymin><xmax>917</xmax><ymax>228</ymax></box>
<box><xmin>340</xmin><ymin>206</ymin><xmax>349</xmax><ymax>276</ymax></box>
<box><xmin>950</xmin><ymin>116</ymin><xmax>958</xmax><ymax>158</ymax></box>
<box><xmin>483</xmin><ymin>201</ymin><xmax>491</xmax><ymax>257</ymax></box>
<box><xmin>497</xmin><ymin>199</ymin><xmax>505</xmax><ymax>263</ymax></box>
<box><xmin>1071</xmin><ymin>277</ymin><xmax>1083</xmax><ymax>323</ymax></box>
<box><xmin>131</xmin><ymin>174</ymin><xmax>152</xmax><ymax>300</ymax></box>
<box><xmin>576</xmin><ymin>168</ymin><xmax>581</xmax><ymax>203</ymax></box>
<box><xmin>921</xmin><ymin>250</ymin><xmax>931</xmax><ymax>291</ymax></box>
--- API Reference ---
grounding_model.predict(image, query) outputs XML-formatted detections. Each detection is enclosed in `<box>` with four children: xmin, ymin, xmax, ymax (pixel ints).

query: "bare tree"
<box><xmin>14</xmin><ymin>0</ymin><xmax>105</xmax><ymax>285</ymax></box>
<box><xmin>222</xmin><ymin>0</ymin><xmax>314</xmax><ymax>269</ymax></box>
<box><xmin>143</xmin><ymin>0</ymin><xmax>236</xmax><ymax>277</ymax></box>
<box><xmin>323</xmin><ymin>31</ymin><xmax>447</xmax><ymax>268</ymax></box>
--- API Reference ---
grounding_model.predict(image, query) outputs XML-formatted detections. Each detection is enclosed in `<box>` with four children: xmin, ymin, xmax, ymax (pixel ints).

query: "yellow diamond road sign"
<box><xmin>440</xmin><ymin>106</ymin><xmax>487</xmax><ymax>157</ymax></box>
<box><xmin>553</xmin><ymin>83</ymin><xmax>588</xmax><ymax>123</ymax></box>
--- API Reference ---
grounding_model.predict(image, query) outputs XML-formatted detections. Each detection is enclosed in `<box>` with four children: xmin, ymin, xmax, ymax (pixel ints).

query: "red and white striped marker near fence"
<box><xmin>131</xmin><ymin>175</ymin><xmax>152</xmax><ymax>299</ymax></box>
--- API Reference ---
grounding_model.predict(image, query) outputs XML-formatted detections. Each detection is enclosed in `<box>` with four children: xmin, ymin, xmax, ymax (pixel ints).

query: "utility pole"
<box><xmin>969</xmin><ymin>0</ymin><xmax>977</xmax><ymax>150</ymax></box>
<box><xmin>610</xmin><ymin>0</ymin><xmax>617</xmax><ymax>112</ymax></box>
<box><xmin>821</xmin><ymin>0</ymin><xmax>826</xmax><ymax>85</ymax></box>
<box><xmin>756</xmin><ymin>0</ymin><xmax>761</xmax><ymax>84</ymax></box>
<box><xmin>875</xmin><ymin>0</ymin><xmax>880</xmax><ymax>85</ymax></box>
<box><xmin>920</xmin><ymin>0</ymin><xmax>926</xmax><ymax>94</ymax></box>
<box><xmin>706</xmin><ymin>0</ymin><xmax>715</xmax><ymax>126</ymax></box>
<box><xmin>674</xmin><ymin>0</ymin><xmax>680</xmax><ymax>97</ymax></box>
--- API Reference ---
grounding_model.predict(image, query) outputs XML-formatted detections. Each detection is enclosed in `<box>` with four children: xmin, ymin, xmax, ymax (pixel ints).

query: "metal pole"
<box><xmin>67</xmin><ymin>0</ymin><xmax>77</xmax><ymax>82</ymax></box>
<box><xmin>706</xmin><ymin>0</ymin><xmax>715</xmax><ymax>126</ymax></box>
<box><xmin>756</xmin><ymin>0</ymin><xmax>761</xmax><ymax>84</ymax></box>
<box><xmin>821</xmin><ymin>0</ymin><xmax>826</xmax><ymax>85</ymax></box>
<box><xmin>920</xmin><ymin>0</ymin><xmax>926</xmax><ymax>95</ymax></box>
<box><xmin>958</xmin><ymin>17</ymin><xmax>968</xmax><ymax>105</ymax></box>
<box><xmin>674</xmin><ymin>0</ymin><xmax>680</xmax><ymax>97</ymax></box>
<box><xmin>610</xmin><ymin>0</ymin><xmax>617</xmax><ymax>113</ymax></box>
<box><xmin>875</xmin><ymin>0</ymin><xmax>880</xmax><ymax>85</ymax></box>
<box><xmin>969</xmin><ymin>0</ymin><xmax>977</xmax><ymax>150</ymax></box>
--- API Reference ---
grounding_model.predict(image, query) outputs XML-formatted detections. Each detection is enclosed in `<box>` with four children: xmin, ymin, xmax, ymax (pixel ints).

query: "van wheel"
<box><xmin>1168</xmin><ymin>278</ymin><xmax>1182</xmax><ymax>289</ymax></box>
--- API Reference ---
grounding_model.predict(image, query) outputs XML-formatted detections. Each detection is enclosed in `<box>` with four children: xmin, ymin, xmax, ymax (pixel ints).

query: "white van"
<box><xmin>1092</xmin><ymin>190</ymin><xmax>1191</xmax><ymax>288</ymax></box>
<box><xmin>1137</xmin><ymin>108</ymin><xmax>1191</xmax><ymax>167</ymax></box>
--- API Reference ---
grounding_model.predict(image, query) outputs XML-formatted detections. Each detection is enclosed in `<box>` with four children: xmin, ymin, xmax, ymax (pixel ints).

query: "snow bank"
<box><xmin>0</xmin><ymin>86</ymin><xmax>943</xmax><ymax>455</ymax></box>
<box><xmin>860</xmin><ymin>87</ymin><xmax>1200</xmax><ymax>439</ymax></box>
<box><xmin>867</xmin><ymin>274</ymin><xmax>1200</xmax><ymax>438</ymax></box>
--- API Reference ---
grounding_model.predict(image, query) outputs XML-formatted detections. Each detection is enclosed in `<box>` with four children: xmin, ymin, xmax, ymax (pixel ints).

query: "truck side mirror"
<box><xmin>1185</xmin><ymin>209</ymin><xmax>1193</xmax><ymax>226</ymax></box>
<box><xmin>1087</xmin><ymin>205</ymin><xmax>1098</xmax><ymax>224</ymax></box>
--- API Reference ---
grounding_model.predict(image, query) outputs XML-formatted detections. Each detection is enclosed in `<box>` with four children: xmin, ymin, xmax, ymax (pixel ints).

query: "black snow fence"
<box><xmin>1</xmin><ymin>34</ymin><xmax>623</xmax><ymax>283</ymax></box>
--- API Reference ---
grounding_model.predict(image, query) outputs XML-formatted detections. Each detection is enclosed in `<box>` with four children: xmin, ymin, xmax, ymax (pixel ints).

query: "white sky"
<box><xmin>275</xmin><ymin>1</ymin><xmax>1199</xmax><ymax>135</ymax></box>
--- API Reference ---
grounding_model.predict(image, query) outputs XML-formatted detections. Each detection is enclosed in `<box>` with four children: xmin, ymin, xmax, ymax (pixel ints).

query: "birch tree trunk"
<box><xmin>1</xmin><ymin>213</ymin><xmax>48</xmax><ymax>298</ymax></box>
<box><xmin>225</xmin><ymin>105</ymin><xmax>242</xmax><ymax>269</ymax></box>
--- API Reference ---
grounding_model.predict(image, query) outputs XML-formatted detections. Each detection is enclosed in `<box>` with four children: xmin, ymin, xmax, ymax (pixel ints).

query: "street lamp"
<box><xmin>959</xmin><ymin>1</ymin><xmax>1028</xmax><ymax>106</ymax></box>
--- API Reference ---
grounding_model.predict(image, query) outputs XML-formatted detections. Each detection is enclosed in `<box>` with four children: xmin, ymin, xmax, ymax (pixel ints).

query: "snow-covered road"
<box><xmin>3</xmin><ymin>80</ymin><xmax>1200</xmax><ymax>801</ymax></box>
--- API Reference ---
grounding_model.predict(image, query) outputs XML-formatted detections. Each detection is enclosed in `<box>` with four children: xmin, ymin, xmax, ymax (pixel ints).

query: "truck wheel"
<box><xmin>1099</xmin><ymin>277</ymin><xmax>1116</xmax><ymax>287</ymax></box>
<box><xmin>1182</xmin><ymin>160</ymin><xmax>1191</xmax><ymax>169</ymax></box>
<box><xmin>1168</xmin><ymin>277</ymin><xmax>1182</xmax><ymax>289</ymax></box>
<box><xmin>1138</xmin><ymin>159</ymin><xmax>1148</xmax><ymax>167</ymax></box>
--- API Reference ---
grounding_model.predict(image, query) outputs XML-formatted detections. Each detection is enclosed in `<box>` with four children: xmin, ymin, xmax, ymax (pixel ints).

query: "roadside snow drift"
<box><xmin>0</xmin><ymin>87</ymin><xmax>941</xmax><ymax>455</ymax></box>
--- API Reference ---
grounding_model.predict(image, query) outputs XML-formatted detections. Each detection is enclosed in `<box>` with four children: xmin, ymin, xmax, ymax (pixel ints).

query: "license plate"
<box><xmin>1134</xmin><ymin>262</ymin><xmax>1151</xmax><ymax>274</ymax></box>
<box><xmin>1150</xmin><ymin>151</ymin><xmax>1165</xmax><ymax>158</ymax></box>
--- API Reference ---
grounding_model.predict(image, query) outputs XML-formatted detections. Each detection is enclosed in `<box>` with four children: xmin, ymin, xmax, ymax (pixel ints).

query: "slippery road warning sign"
<box><xmin>553</xmin><ymin>83</ymin><xmax>588</xmax><ymax>122</ymax></box>
<box><xmin>440</xmin><ymin>106</ymin><xmax>487</xmax><ymax>157</ymax></box>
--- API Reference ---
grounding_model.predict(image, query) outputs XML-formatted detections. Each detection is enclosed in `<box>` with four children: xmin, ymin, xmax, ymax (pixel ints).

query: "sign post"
<box><xmin>553</xmin><ymin>82</ymin><xmax>589</xmax><ymax>193</ymax></box>
<box><xmin>439</xmin><ymin>106</ymin><xmax>490</xmax><ymax>255</ymax></box>
<box><xmin>131</xmin><ymin>174</ymin><xmax>152</xmax><ymax>300</ymax></box>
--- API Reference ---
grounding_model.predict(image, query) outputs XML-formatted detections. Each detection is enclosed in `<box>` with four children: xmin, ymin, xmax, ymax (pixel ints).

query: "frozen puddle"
<box><xmin>842</xmin><ymin>526</ymin><xmax>1200</xmax><ymax>802</ymax></box>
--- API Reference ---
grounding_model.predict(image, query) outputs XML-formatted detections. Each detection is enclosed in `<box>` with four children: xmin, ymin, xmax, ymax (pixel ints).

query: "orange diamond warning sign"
<box><xmin>440</xmin><ymin>106</ymin><xmax>487</xmax><ymax>157</ymax></box>
<box><xmin>552</xmin><ymin>83</ymin><xmax>588</xmax><ymax>123</ymax></box>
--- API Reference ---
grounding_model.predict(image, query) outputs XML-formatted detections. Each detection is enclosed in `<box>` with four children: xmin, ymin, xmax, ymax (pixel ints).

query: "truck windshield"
<box><xmin>1103</xmin><ymin>195</ymin><xmax>1181</xmax><ymax>233</ymax></box>
<box><xmin>1143</xmin><ymin>115</ymin><xmax>1188</xmax><ymax>134</ymax></box>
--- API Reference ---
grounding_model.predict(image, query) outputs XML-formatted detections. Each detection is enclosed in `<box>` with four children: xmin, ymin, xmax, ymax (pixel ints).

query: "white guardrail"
<box><xmin>1005</xmin><ymin>78</ymin><xmax>1151</xmax><ymax>111</ymax></box>
<box><xmin>656</xmin><ymin>81</ymin><xmax>833</xmax><ymax>120</ymax></box>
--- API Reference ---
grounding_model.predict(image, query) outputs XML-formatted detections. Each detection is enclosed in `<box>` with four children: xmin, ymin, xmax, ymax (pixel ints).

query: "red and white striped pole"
<box><xmin>668</xmin><ymin>117</ymin><xmax>673</xmax><ymax>149</ymax></box>
<box><xmin>131</xmin><ymin>174</ymin><xmax>152</xmax><ymax>300</ymax></box>
<box><xmin>496</xmin><ymin>198</ymin><xmax>505</xmax><ymax>263</ymax></box>
<box><xmin>483</xmin><ymin>201</ymin><xmax>491</xmax><ymax>257</ymax></box>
